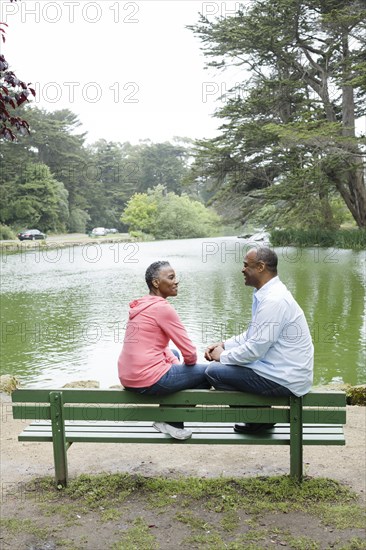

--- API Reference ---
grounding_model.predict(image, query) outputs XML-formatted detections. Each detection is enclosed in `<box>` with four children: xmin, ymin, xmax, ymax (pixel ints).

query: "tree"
<box><xmin>87</xmin><ymin>138</ymin><xmax>194</xmax><ymax>230</ymax></box>
<box><xmin>0</xmin><ymin>102</ymin><xmax>200</xmax><ymax>235</ymax></box>
<box><xmin>153</xmin><ymin>190</ymin><xmax>222</xmax><ymax>239</ymax></box>
<box><xmin>121</xmin><ymin>185</ymin><xmax>221</xmax><ymax>239</ymax></box>
<box><xmin>0</xmin><ymin>163</ymin><xmax>69</xmax><ymax>231</ymax></box>
<box><xmin>121</xmin><ymin>191</ymin><xmax>158</xmax><ymax>234</ymax></box>
<box><xmin>189</xmin><ymin>0</ymin><xmax>366</xmax><ymax>228</ymax></box>
<box><xmin>86</xmin><ymin>139</ymin><xmax>138</xmax><ymax>230</ymax></box>
<box><xmin>13</xmin><ymin>107</ymin><xmax>91</xmax><ymax>223</ymax></box>
<box><xmin>68</xmin><ymin>208</ymin><xmax>90</xmax><ymax>233</ymax></box>
<box><xmin>0</xmin><ymin>1</ymin><xmax>35</xmax><ymax>140</ymax></box>
<box><xmin>133</xmin><ymin>141</ymin><xmax>192</xmax><ymax>195</ymax></box>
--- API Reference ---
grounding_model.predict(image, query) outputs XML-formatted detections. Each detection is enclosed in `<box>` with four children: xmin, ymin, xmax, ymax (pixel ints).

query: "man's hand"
<box><xmin>204</xmin><ymin>341</ymin><xmax>224</xmax><ymax>361</ymax></box>
<box><xmin>210</xmin><ymin>345</ymin><xmax>224</xmax><ymax>361</ymax></box>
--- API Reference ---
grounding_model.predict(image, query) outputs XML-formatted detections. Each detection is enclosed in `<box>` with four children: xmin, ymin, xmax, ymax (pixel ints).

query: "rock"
<box><xmin>62</xmin><ymin>380</ymin><xmax>100</xmax><ymax>388</ymax></box>
<box><xmin>0</xmin><ymin>374</ymin><xmax>20</xmax><ymax>394</ymax></box>
<box><xmin>346</xmin><ymin>385</ymin><xmax>366</xmax><ymax>406</ymax></box>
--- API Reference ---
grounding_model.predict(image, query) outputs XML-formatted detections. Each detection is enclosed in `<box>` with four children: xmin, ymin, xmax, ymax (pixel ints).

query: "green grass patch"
<box><xmin>30</xmin><ymin>473</ymin><xmax>357</xmax><ymax>514</ymax></box>
<box><xmin>183</xmin><ymin>528</ymin><xmax>271</xmax><ymax>549</ymax></box>
<box><xmin>182</xmin><ymin>531</ymin><xmax>228</xmax><ymax>548</ymax></box>
<box><xmin>270</xmin><ymin>228</ymin><xmax>366</xmax><ymax>249</ymax></box>
<box><xmin>175</xmin><ymin>510</ymin><xmax>213</xmax><ymax>531</ymax></box>
<box><xmin>0</xmin><ymin>517</ymin><xmax>49</xmax><ymax>538</ymax></box>
<box><xmin>220</xmin><ymin>508</ymin><xmax>240</xmax><ymax>532</ymax></box>
<box><xmin>337</xmin><ymin>539</ymin><xmax>366</xmax><ymax>550</ymax></box>
<box><xmin>100</xmin><ymin>507</ymin><xmax>121</xmax><ymax>522</ymax></box>
<box><xmin>110</xmin><ymin>517</ymin><xmax>158</xmax><ymax>549</ymax></box>
<box><xmin>314</xmin><ymin>503</ymin><xmax>366</xmax><ymax>529</ymax></box>
<box><xmin>281</xmin><ymin>534</ymin><xmax>320</xmax><ymax>549</ymax></box>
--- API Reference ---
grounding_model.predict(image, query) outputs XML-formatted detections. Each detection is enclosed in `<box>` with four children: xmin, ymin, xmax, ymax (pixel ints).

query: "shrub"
<box><xmin>270</xmin><ymin>228</ymin><xmax>366</xmax><ymax>250</ymax></box>
<box><xmin>121</xmin><ymin>185</ymin><xmax>222</xmax><ymax>240</ymax></box>
<box><xmin>0</xmin><ymin>224</ymin><xmax>16</xmax><ymax>240</ymax></box>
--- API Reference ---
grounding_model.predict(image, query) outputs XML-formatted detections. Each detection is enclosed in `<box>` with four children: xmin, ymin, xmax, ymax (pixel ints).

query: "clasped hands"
<box><xmin>204</xmin><ymin>341</ymin><xmax>224</xmax><ymax>362</ymax></box>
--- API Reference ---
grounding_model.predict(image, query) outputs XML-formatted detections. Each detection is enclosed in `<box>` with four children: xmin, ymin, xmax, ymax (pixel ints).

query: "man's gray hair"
<box><xmin>255</xmin><ymin>247</ymin><xmax>278</xmax><ymax>273</ymax></box>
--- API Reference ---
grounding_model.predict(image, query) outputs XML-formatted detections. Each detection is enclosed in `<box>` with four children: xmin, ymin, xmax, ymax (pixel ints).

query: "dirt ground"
<box><xmin>1</xmin><ymin>393</ymin><xmax>365</xmax><ymax>549</ymax></box>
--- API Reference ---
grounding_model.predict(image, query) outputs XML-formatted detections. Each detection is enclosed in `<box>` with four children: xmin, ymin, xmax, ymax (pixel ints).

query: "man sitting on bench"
<box><xmin>204</xmin><ymin>247</ymin><xmax>314</xmax><ymax>434</ymax></box>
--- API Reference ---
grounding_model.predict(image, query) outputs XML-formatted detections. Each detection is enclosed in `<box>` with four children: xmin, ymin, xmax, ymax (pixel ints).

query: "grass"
<box><xmin>46</xmin><ymin>473</ymin><xmax>355</xmax><ymax>504</ymax></box>
<box><xmin>270</xmin><ymin>228</ymin><xmax>366</xmax><ymax>249</ymax></box>
<box><xmin>28</xmin><ymin>473</ymin><xmax>364</xmax><ymax>527</ymax></box>
<box><xmin>111</xmin><ymin>517</ymin><xmax>159</xmax><ymax>549</ymax></box>
<box><xmin>314</xmin><ymin>503</ymin><xmax>366</xmax><ymax>529</ymax></box>
<box><xmin>2</xmin><ymin>473</ymin><xmax>365</xmax><ymax>549</ymax></box>
<box><xmin>0</xmin><ymin>518</ymin><xmax>49</xmax><ymax>538</ymax></box>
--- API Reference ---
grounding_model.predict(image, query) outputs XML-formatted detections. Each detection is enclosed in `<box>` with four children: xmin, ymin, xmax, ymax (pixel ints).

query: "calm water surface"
<box><xmin>1</xmin><ymin>237</ymin><xmax>365</xmax><ymax>388</ymax></box>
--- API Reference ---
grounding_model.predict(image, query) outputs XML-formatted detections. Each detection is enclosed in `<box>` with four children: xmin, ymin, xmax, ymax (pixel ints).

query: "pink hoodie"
<box><xmin>118</xmin><ymin>295</ymin><xmax>197</xmax><ymax>388</ymax></box>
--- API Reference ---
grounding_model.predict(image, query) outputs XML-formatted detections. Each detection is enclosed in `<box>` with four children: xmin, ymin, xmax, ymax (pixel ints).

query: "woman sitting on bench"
<box><xmin>118</xmin><ymin>260</ymin><xmax>209</xmax><ymax>440</ymax></box>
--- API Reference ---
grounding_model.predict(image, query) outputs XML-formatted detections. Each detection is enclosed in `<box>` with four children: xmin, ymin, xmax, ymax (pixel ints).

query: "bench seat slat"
<box><xmin>19</xmin><ymin>435</ymin><xmax>345</xmax><ymax>445</ymax></box>
<box><xmin>18</xmin><ymin>421</ymin><xmax>345</xmax><ymax>446</ymax></box>
<box><xmin>18</xmin><ymin>433</ymin><xmax>345</xmax><ymax>445</ymax></box>
<box><xmin>18</xmin><ymin>420</ymin><xmax>345</xmax><ymax>434</ymax></box>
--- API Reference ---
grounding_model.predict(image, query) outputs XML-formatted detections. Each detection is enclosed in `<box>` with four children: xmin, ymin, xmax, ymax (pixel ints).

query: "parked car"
<box><xmin>17</xmin><ymin>229</ymin><xmax>46</xmax><ymax>241</ymax></box>
<box><xmin>90</xmin><ymin>227</ymin><xmax>108</xmax><ymax>237</ymax></box>
<box><xmin>106</xmin><ymin>228</ymin><xmax>118</xmax><ymax>234</ymax></box>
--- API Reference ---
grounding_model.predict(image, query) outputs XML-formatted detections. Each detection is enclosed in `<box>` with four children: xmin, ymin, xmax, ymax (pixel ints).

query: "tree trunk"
<box><xmin>338</xmin><ymin>33</ymin><xmax>366</xmax><ymax>228</ymax></box>
<box><xmin>325</xmin><ymin>152</ymin><xmax>366</xmax><ymax>228</ymax></box>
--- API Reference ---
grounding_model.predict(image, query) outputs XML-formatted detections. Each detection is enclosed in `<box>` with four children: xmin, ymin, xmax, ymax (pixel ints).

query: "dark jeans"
<box><xmin>205</xmin><ymin>362</ymin><xmax>293</xmax><ymax>397</ymax></box>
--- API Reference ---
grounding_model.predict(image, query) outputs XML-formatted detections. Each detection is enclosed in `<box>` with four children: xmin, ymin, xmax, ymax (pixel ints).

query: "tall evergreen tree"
<box><xmin>0</xmin><ymin>163</ymin><xmax>68</xmax><ymax>231</ymax></box>
<box><xmin>189</xmin><ymin>0</ymin><xmax>366</xmax><ymax>228</ymax></box>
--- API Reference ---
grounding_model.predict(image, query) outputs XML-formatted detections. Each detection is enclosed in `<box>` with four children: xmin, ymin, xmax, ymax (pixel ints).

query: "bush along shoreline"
<box><xmin>1</xmin><ymin>228</ymin><xmax>365</xmax><ymax>251</ymax></box>
<box><xmin>270</xmin><ymin>228</ymin><xmax>366</xmax><ymax>250</ymax></box>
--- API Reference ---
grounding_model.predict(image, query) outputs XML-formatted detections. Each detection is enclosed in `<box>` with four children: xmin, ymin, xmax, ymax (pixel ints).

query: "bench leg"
<box><xmin>50</xmin><ymin>391</ymin><xmax>68</xmax><ymax>487</ymax></box>
<box><xmin>290</xmin><ymin>396</ymin><xmax>303</xmax><ymax>482</ymax></box>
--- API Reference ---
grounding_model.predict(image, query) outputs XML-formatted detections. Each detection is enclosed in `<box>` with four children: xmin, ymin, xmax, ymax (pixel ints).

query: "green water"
<box><xmin>1</xmin><ymin>237</ymin><xmax>365</xmax><ymax>388</ymax></box>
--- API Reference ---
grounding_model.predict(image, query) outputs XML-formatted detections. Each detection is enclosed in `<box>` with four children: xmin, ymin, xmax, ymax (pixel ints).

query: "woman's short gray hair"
<box><xmin>145</xmin><ymin>261</ymin><xmax>171</xmax><ymax>290</ymax></box>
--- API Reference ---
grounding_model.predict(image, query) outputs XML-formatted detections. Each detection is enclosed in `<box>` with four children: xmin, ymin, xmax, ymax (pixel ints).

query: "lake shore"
<box><xmin>0</xmin><ymin>232</ymin><xmax>134</xmax><ymax>253</ymax></box>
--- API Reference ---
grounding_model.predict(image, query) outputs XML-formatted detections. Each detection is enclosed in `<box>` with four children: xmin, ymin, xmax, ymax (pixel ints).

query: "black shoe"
<box><xmin>233</xmin><ymin>423</ymin><xmax>276</xmax><ymax>434</ymax></box>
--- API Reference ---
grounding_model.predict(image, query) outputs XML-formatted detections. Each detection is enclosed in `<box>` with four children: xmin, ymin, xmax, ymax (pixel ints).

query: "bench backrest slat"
<box><xmin>302</xmin><ymin>392</ymin><xmax>346</xmax><ymax>407</ymax></box>
<box><xmin>12</xmin><ymin>389</ymin><xmax>290</xmax><ymax>406</ymax></box>
<box><xmin>12</xmin><ymin>389</ymin><xmax>346</xmax><ymax>407</ymax></box>
<box><xmin>12</xmin><ymin>404</ymin><xmax>346</xmax><ymax>425</ymax></box>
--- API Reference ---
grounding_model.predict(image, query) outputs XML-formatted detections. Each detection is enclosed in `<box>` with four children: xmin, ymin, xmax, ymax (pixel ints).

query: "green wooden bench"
<box><xmin>11</xmin><ymin>388</ymin><xmax>346</xmax><ymax>487</ymax></box>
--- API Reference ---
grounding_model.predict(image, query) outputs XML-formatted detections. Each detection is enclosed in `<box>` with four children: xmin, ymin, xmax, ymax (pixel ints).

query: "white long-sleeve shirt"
<box><xmin>220</xmin><ymin>276</ymin><xmax>314</xmax><ymax>396</ymax></box>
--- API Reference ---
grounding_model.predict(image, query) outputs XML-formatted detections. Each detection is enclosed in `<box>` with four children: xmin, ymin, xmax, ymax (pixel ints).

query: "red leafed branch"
<box><xmin>0</xmin><ymin>0</ymin><xmax>35</xmax><ymax>140</ymax></box>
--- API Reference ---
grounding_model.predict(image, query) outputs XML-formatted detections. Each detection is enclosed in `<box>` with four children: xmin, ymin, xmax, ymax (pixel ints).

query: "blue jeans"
<box><xmin>125</xmin><ymin>361</ymin><xmax>210</xmax><ymax>429</ymax></box>
<box><xmin>126</xmin><ymin>362</ymin><xmax>210</xmax><ymax>396</ymax></box>
<box><xmin>205</xmin><ymin>362</ymin><xmax>293</xmax><ymax>397</ymax></box>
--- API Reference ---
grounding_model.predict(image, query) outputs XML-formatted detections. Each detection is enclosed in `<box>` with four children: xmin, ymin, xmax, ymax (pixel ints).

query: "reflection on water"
<box><xmin>1</xmin><ymin>237</ymin><xmax>365</xmax><ymax>387</ymax></box>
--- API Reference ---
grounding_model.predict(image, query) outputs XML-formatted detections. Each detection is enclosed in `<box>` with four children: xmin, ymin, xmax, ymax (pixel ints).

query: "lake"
<box><xmin>1</xmin><ymin>237</ymin><xmax>365</xmax><ymax>388</ymax></box>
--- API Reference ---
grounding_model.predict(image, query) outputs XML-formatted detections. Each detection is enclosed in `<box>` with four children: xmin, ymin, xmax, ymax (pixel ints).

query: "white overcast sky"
<box><xmin>2</xmin><ymin>1</ymin><xmax>364</xmax><ymax>144</ymax></box>
<box><xmin>1</xmin><ymin>0</ymin><xmax>245</xmax><ymax>144</ymax></box>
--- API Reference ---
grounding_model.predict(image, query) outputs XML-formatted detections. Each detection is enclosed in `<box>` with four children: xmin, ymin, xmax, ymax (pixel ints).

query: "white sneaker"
<box><xmin>153</xmin><ymin>422</ymin><xmax>192</xmax><ymax>440</ymax></box>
